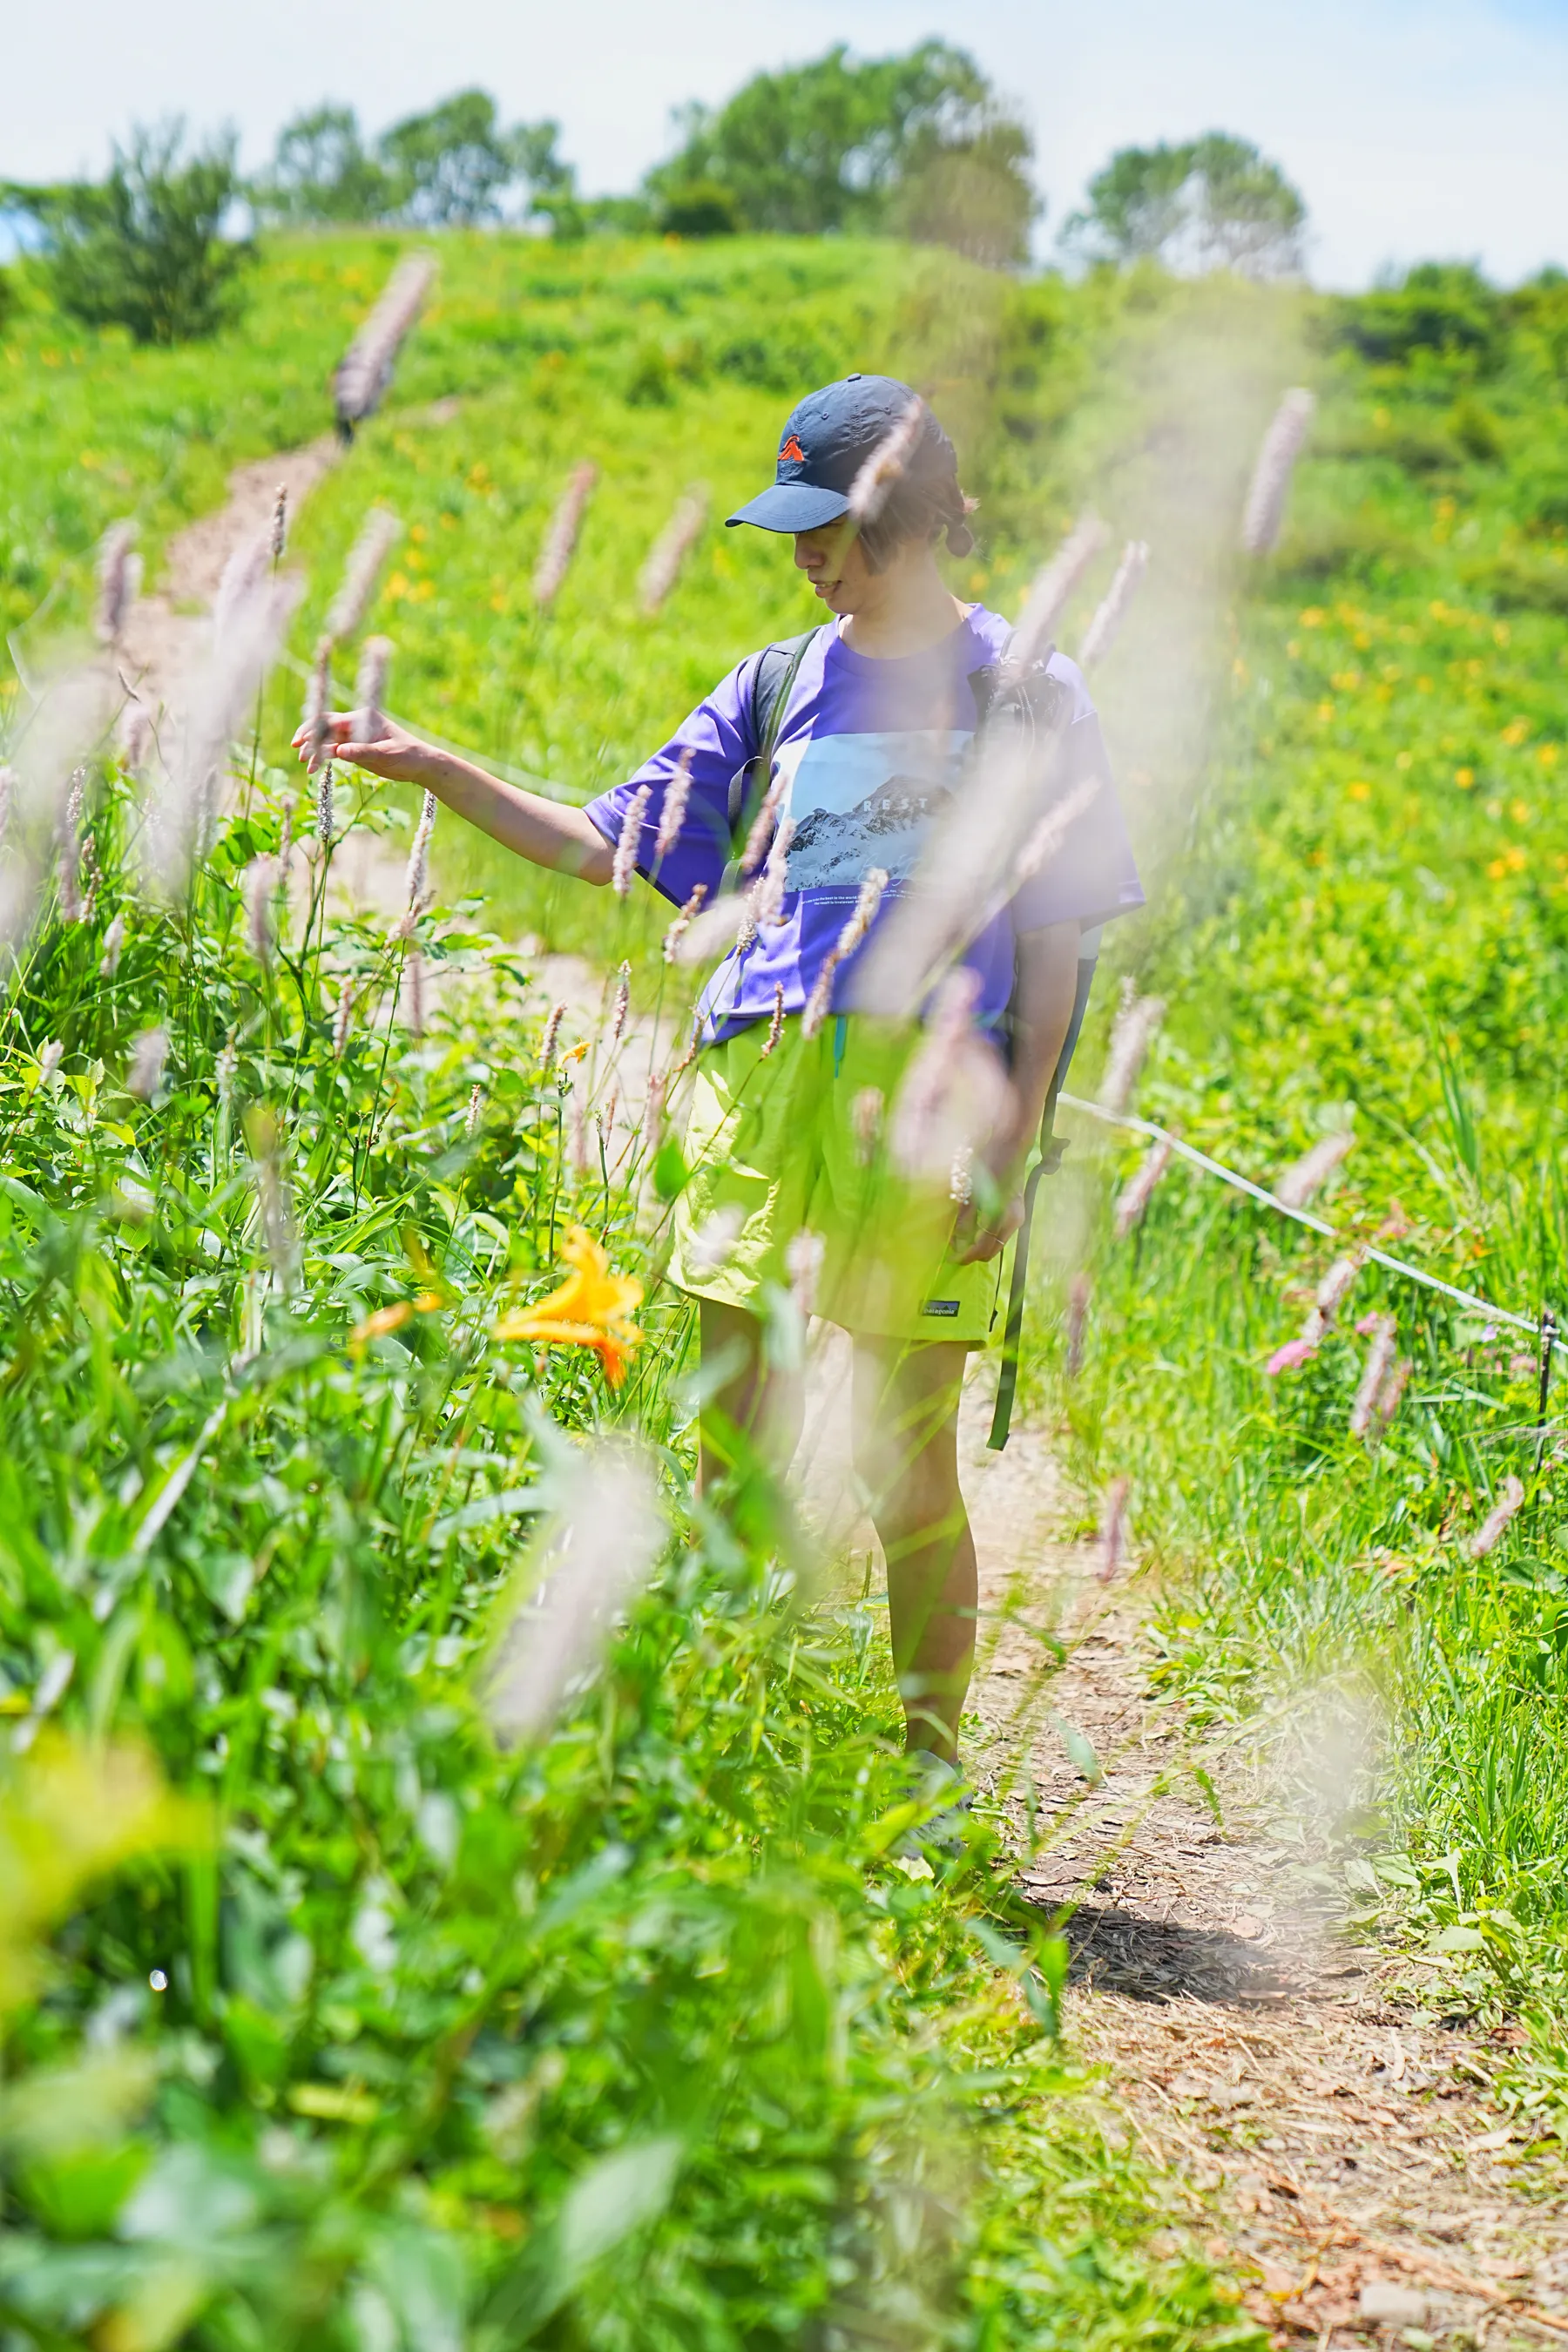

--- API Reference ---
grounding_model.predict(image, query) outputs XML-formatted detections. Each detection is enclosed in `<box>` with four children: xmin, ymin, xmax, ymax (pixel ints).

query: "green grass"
<box><xmin>1030</xmin><ymin>273</ymin><xmax>1568</xmax><ymax>2093</ymax></box>
<box><xmin>0</xmin><ymin>233</ymin><xmax>1271</xmax><ymax>2349</ymax></box>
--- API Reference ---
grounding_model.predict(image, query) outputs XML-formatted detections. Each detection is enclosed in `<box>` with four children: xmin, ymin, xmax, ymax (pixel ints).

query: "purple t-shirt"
<box><xmin>585</xmin><ymin>605</ymin><xmax>1143</xmax><ymax>1044</ymax></box>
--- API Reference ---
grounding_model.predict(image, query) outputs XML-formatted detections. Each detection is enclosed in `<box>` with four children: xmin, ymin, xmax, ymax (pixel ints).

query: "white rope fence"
<box><xmin>1058</xmin><ymin>1091</ymin><xmax>1544</xmax><ymax>1338</ymax></box>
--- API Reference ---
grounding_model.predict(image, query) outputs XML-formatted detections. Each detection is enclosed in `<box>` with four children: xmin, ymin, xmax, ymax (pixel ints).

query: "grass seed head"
<box><xmin>608</xmin><ymin>959</ymin><xmax>631</xmax><ymax>1047</ymax></box>
<box><xmin>801</xmin><ymin>868</ymin><xmax>886</xmax><ymax>1038</ymax></box>
<box><xmin>1276</xmin><ymin>1128</ymin><xmax>1354</xmax><ymax>1210</ymax></box>
<box><xmin>301</xmin><ymin>637</ymin><xmax>333</xmax><ymax>773</ymax></box>
<box><xmin>99</xmin><ymin>910</ymin><xmax>125</xmax><ymax>978</ymax></box>
<box><xmin>612</xmin><ymin>785</ymin><xmax>651</xmax><ymax>900</ymax></box>
<box><xmin>1077</xmin><ymin>540</ymin><xmax>1150</xmax><ymax>672</ymax></box>
<box><xmin>126</xmin><ymin>1025</ymin><xmax>166</xmax><ymax>1102</ymax></box>
<box><xmin>639</xmin><ymin>487</ymin><xmax>707</xmax><ymax>615</ymax></box>
<box><xmin>687</xmin><ymin>1204</ymin><xmax>744</xmax><ymax>1281</ymax></box>
<box><xmin>405</xmin><ymin>788</ymin><xmax>436</xmax><ymax>911</ymax></box>
<box><xmin>1314</xmin><ymin>1252</ymin><xmax>1362</xmax><ymax>1324</ymax></box>
<box><xmin>532</xmin><ymin>461</ymin><xmax>596</xmax><ymax>606</ymax></box>
<box><xmin>482</xmin><ymin>1441</ymin><xmax>664</xmax><ymax>1747</ymax></box>
<box><xmin>539</xmin><ymin>1000</ymin><xmax>566</xmax><ymax>1067</ymax></box>
<box><xmin>244</xmin><ymin>855</ymin><xmax>278</xmax><ymax>965</ymax></box>
<box><xmin>56</xmin><ymin>770</ymin><xmax>84</xmax><ymax>924</ymax></box>
<box><xmin>851</xmin><ymin>1085</ymin><xmax>883</xmax><ymax>1165</ymax></box>
<box><xmin>1241</xmin><ymin>388</ymin><xmax>1316</xmax><ymax>558</ymax></box>
<box><xmin>1468</xmin><ymin>1472</ymin><xmax>1525</xmax><ymax>1558</ymax></box>
<box><xmin>662</xmin><ymin>881</ymin><xmax>708</xmax><ymax>963</ymax></box>
<box><xmin>1348</xmin><ymin>1314</ymin><xmax>1396</xmax><ymax>1437</ymax></box>
<box><xmin>333</xmin><ymin>253</ymin><xmax>436</xmax><ymax>431</ymax></box>
<box><xmin>327</xmin><ymin>509</ymin><xmax>400</xmax><ymax>642</ymax></box>
<box><xmin>1098</xmin><ymin>988</ymin><xmax>1166</xmax><ymax>1117</ymax></box>
<box><xmin>847</xmin><ymin>393</ymin><xmax>926</xmax><ymax>529</ymax></box>
<box><xmin>1113</xmin><ymin>1131</ymin><xmax>1174</xmax><ymax>1239</ymax></box>
<box><xmin>759</xmin><ymin>982</ymin><xmax>786</xmax><ymax>1059</ymax></box>
<box><xmin>653</xmin><ymin>749</ymin><xmax>693</xmax><ymax>863</ymax></box>
<box><xmin>639</xmin><ymin>1069</ymin><xmax>666</xmax><ymax>1152</ymax></box>
<box><xmin>1009</xmin><ymin>513</ymin><xmax>1110</xmax><ymax>677</ymax></box>
<box><xmin>94</xmin><ymin>521</ymin><xmax>141</xmax><ymax>648</ymax></box>
<box><xmin>785</xmin><ymin>1227</ymin><xmax>825</xmax><ymax>1315</ymax></box>
<box><xmin>1065</xmin><ymin>1270</ymin><xmax>1092</xmax><ymax>1378</ymax></box>
<box><xmin>355</xmin><ymin>635</ymin><xmax>392</xmax><ymax>740</ymax></box>
<box><xmin>1097</xmin><ymin>1475</ymin><xmax>1131</xmax><ymax>1583</ymax></box>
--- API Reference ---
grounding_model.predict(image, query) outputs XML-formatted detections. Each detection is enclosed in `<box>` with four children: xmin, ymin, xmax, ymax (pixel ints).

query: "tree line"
<box><xmin>0</xmin><ymin>41</ymin><xmax>1310</xmax><ymax>347</ymax></box>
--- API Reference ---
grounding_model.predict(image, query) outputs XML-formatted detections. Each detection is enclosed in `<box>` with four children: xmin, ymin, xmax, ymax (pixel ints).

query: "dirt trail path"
<box><xmin>118</xmin><ymin>439</ymin><xmax>341</xmax><ymax>711</ymax></box>
<box><xmin>955</xmin><ymin>1389</ymin><xmax>1568</xmax><ymax>2349</ymax></box>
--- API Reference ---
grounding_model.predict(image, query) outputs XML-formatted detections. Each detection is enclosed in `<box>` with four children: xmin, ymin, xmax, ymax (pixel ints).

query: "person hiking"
<box><xmin>295</xmin><ymin>374</ymin><xmax>1142</xmax><ymax>1777</ymax></box>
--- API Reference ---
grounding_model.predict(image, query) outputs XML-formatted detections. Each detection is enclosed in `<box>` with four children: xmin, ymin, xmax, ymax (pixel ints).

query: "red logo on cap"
<box><xmin>780</xmin><ymin>434</ymin><xmax>806</xmax><ymax>463</ymax></box>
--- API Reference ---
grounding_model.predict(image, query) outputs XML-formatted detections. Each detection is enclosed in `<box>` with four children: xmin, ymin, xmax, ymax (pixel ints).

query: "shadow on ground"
<box><xmin>1045</xmin><ymin>1901</ymin><xmax>1296</xmax><ymax>2005</ymax></box>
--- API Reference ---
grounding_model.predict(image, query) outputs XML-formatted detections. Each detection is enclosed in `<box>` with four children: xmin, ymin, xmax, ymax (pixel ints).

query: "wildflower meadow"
<box><xmin>1</xmin><ymin>199</ymin><xmax>1566</xmax><ymax>2352</ymax></box>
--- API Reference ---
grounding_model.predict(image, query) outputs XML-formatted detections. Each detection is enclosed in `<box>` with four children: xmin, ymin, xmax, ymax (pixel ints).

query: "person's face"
<box><xmin>792</xmin><ymin>520</ymin><xmax>878</xmax><ymax>615</ymax></box>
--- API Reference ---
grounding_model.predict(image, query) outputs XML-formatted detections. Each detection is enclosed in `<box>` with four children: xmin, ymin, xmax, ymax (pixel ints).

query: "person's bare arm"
<box><xmin>293</xmin><ymin>711</ymin><xmax>614</xmax><ymax>885</ymax></box>
<box><xmin>953</xmin><ymin>919</ymin><xmax>1080</xmax><ymax>1264</ymax></box>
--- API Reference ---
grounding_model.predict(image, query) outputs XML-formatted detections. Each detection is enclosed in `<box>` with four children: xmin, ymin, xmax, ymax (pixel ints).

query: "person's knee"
<box><xmin>871</xmin><ymin>1454</ymin><xmax>964</xmax><ymax>1554</ymax></box>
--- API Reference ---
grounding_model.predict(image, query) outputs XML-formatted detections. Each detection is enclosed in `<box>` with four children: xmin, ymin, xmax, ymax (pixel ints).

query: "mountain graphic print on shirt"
<box><xmin>584</xmin><ymin>605</ymin><xmax>1144</xmax><ymax>1045</ymax></box>
<box><xmin>772</xmin><ymin>730</ymin><xmax>966</xmax><ymax>890</ymax></box>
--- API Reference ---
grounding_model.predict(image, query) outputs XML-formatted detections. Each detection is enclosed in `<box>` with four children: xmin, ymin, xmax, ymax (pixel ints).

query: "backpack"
<box><xmin>720</xmin><ymin>626</ymin><xmax>827</xmax><ymax>890</ymax></box>
<box><xmin>726</xmin><ymin>622</ymin><xmax>1097</xmax><ymax>1449</ymax></box>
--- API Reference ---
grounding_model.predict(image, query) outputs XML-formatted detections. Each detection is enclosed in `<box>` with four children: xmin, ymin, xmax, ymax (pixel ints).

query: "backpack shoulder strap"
<box><xmin>726</xmin><ymin>626</ymin><xmax>825</xmax><ymax>839</ymax></box>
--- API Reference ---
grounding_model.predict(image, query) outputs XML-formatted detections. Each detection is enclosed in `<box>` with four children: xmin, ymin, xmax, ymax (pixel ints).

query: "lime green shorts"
<box><xmin>668</xmin><ymin>1012</ymin><xmax>1004</xmax><ymax>1345</ymax></box>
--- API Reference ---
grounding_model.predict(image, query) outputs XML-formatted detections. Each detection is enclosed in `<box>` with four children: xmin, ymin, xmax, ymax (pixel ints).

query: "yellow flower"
<box><xmin>1500</xmin><ymin>717</ymin><xmax>1531</xmax><ymax>747</ymax></box>
<box><xmin>496</xmin><ymin>1225</ymin><xmax>643</xmax><ymax>1387</ymax></box>
<box><xmin>1348</xmin><ymin>781</ymin><xmax>1371</xmax><ymax>801</ymax></box>
<box><xmin>558</xmin><ymin>1040</ymin><xmax>591</xmax><ymax>1067</ymax></box>
<box><xmin>1455</xmin><ymin>767</ymin><xmax>1475</xmax><ymax>788</ymax></box>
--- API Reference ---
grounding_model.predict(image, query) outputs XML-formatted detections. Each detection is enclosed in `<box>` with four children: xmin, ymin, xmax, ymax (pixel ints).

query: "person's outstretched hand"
<box><xmin>292</xmin><ymin>711</ymin><xmax>434</xmax><ymax>787</ymax></box>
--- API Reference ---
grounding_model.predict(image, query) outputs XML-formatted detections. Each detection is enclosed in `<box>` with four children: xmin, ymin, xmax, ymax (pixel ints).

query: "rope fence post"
<box><xmin>1536</xmin><ymin>1305</ymin><xmax>1558</xmax><ymax>1483</ymax></box>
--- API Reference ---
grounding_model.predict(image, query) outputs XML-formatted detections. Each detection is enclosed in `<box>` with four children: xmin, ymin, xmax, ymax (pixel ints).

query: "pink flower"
<box><xmin>1266</xmin><ymin>1335</ymin><xmax>1320</xmax><ymax>1375</ymax></box>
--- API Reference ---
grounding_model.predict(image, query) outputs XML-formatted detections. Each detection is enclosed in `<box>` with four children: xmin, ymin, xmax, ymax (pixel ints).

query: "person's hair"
<box><xmin>856</xmin><ymin>460</ymin><xmax>977</xmax><ymax>571</ymax></box>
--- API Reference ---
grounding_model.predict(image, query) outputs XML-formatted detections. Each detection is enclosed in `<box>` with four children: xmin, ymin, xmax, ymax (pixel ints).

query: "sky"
<box><xmin>4</xmin><ymin>0</ymin><xmax>1567</xmax><ymax>288</ymax></box>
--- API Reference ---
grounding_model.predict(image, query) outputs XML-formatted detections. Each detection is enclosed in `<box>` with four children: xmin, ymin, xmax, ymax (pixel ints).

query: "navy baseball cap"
<box><xmin>726</xmin><ymin>374</ymin><xmax>955</xmax><ymax>534</ymax></box>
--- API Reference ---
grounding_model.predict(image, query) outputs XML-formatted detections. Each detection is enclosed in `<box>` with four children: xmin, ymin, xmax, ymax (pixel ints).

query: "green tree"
<box><xmin>645</xmin><ymin>41</ymin><xmax>1037</xmax><ymax>254</ymax></box>
<box><xmin>253</xmin><ymin>91</ymin><xmax>574</xmax><ymax>231</ymax></box>
<box><xmin>1064</xmin><ymin>131</ymin><xmax>1306</xmax><ymax>278</ymax></box>
<box><xmin>10</xmin><ymin>123</ymin><xmax>253</xmax><ymax>345</ymax></box>
<box><xmin>378</xmin><ymin>89</ymin><xmax>518</xmax><ymax>226</ymax></box>
<box><xmin>893</xmin><ymin>113</ymin><xmax>1038</xmax><ymax>267</ymax></box>
<box><xmin>251</xmin><ymin>104</ymin><xmax>392</xmax><ymax>225</ymax></box>
<box><xmin>1060</xmin><ymin>140</ymin><xmax>1193</xmax><ymax>265</ymax></box>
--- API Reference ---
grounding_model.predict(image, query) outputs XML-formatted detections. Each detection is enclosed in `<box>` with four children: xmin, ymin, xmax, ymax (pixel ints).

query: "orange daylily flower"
<box><xmin>352</xmin><ymin>1301</ymin><xmax>414</xmax><ymax>1345</ymax></box>
<box><xmin>349</xmin><ymin>1293</ymin><xmax>445</xmax><ymax>1348</ymax></box>
<box><xmin>495</xmin><ymin>1224</ymin><xmax>644</xmax><ymax>1387</ymax></box>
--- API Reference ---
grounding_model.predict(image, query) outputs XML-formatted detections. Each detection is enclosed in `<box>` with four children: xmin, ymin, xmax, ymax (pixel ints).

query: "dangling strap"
<box><xmin>988</xmin><ymin>952</ymin><xmax>1098</xmax><ymax>1452</ymax></box>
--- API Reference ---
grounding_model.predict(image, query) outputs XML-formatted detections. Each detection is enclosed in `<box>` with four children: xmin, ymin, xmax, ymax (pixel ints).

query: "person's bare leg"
<box><xmin>698</xmin><ymin>1296</ymin><xmax>805</xmax><ymax>1494</ymax></box>
<box><xmin>851</xmin><ymin>1339</ymin><xmax>975</xmax><ymax>1761</ymax></box>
